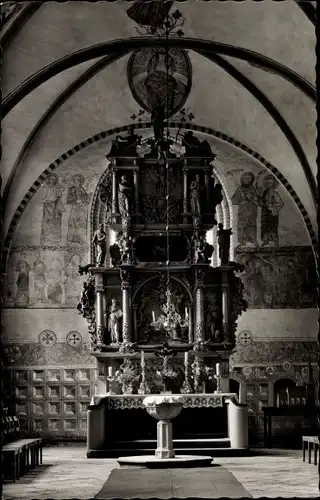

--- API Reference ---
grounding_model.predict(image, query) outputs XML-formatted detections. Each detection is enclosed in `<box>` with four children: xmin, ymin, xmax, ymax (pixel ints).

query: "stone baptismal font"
<box><xmin>78</xmin><ymin>127</ymin><xmax>249</xmax><ymax>464</ymax></box>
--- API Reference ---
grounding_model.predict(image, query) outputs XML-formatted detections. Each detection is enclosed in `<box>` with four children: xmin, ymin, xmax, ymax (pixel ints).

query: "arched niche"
<box><xmin>272</xmin><ymin>377</ymin><xmax>307</xmax><ymax>407</ymax></box>
<box><xmin>132</xmin><ymin>275</ymin><xmax>192</xmax><ymax>345</ymax></box>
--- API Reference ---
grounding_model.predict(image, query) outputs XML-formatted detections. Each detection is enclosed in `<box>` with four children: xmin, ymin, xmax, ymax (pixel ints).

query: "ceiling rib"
<box><xmin>1</xmin><ymin>37</ymin><xmax>315</xmax><ymax>119</ymax></box>
<box><xmin>2</xmin><ymin>50</ymin><xmax>128</xmax><ymax>204</ymax></box>
<box><xmin>4</xmin><ymin>45</ymin><xmax>316</xmax><ymax>212</ymax></box>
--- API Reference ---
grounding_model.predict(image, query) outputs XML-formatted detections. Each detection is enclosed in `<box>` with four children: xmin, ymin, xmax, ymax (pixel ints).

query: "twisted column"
<box><xmin>195</xmin><ymin>270</ymin><xmax>205</xmax><ymax>342</ymax></box>
<box><xmin>221</xmin><ymin>269</ymin><xmax>229</xmax><ymax>342</ymax></box>
<box><xmin>133</xmin><ymin>166</ymin><xmax>140</xmax><ymax>215</ymax></box>
<box><xmin>112</xmin><ymin>166</ymin><xmax>118</xmax><ymax>215</ymax></box>
<box><xmin>120</xmin><ymin>269</ymin><xmax>132</xmax><ymax>344</ymax></box>
<box><xmin>188</xmin><ymin>305</ymin><xmax>193</xmax><ymax>344</ymax></box>
<box><xmin>95</xmin><ymin>272</ymin><xmax>105</xmax><ymax>346</ymax></box>
<box><xmin>183</xmin><ymin>167</ymin><xmax>188</xmax><ymax>222</ymax></box>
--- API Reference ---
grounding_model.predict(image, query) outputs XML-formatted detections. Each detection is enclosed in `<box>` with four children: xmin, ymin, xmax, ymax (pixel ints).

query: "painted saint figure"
<box><xmin>190</xmin><ymin>174</ymin><xmax>203</xmax><ymax>216</ymax></box>
<box><xmin>40</xmin><ymin>174</ymin><xmax>65</xmax><ymax>244</ymax></box>
<box><xmin>92</xmin><ymin>224</ymin><xmax>107</xmax><ymax>267</ymax></box>
<box><xmin>260</xmin><ymin>175</ymin><xmax>284</xmax><ymax>246</ymax></box>
<box><xmin>109</xmin><ymin>299</ymin><xmax>123</xmax><ymax>344</ymax></box>
<box><xmin>66</xmin><ymin>174</ymin><xmax>91</xmax><ymax>244</ymax></box>
<box><xmin>15</xmin><ymin>254</ymin><xmax>30</xmax><ymax>305</ymax></box>
<box><xmin>32</xmin><ymin>253</ymin><xmax>46</xmax><ymax>303</ymax></box>
<box><xmin>144</xmin><ymin>50</ymin><xmax>177</xmax><ymax>118</ymax></box>
<box><xmin>118</xmin><ymin>175</ymin><xmax>133</xmax><ymax>218</ymax></box>
<box><xmin>231</xmin><ymin>172</ymin><xmax>260</xmax><ymax>248</ymax></box>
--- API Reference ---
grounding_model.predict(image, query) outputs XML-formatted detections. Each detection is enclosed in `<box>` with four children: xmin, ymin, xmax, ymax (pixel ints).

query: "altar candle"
<box><xmin>216</xmin><ymin>363</ymin><xmax>220</xmax><ymax>376</ymax></box>
<box><xmin>141</xmin><ymin>350</ymin><xmax>145</xmax><ymax>366</ymax></box>
<box><xmin>108</xmin><ymin>366</ymin><xmax>113</xmax><ymax>377</ymax></box>
<box><xmin>152</xmin><ymin>311</ymin><xmax>156</xmax><ymax>322</ymax></box>
<box><xmin>184</xmin><ymin>351</ymin><xmax>188</xmax><ymax>366</ymax></box>
<box><xmin>185</xmin><ymin>307</ymin><xmax>188</xmax><ymax>319</ymax></box>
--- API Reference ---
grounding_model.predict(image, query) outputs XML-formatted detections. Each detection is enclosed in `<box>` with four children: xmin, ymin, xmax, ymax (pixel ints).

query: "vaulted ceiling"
<box><xmin>1</xmin><ymin>0</ymin><xmax>317</xmax><ymax>239</ymax></box>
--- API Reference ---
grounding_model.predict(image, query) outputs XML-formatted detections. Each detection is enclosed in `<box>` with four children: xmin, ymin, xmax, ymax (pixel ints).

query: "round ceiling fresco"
<box><xmin>127</xmin><ymin>47</ymin><xmax>192</xmax><ymax>117</ymax></box>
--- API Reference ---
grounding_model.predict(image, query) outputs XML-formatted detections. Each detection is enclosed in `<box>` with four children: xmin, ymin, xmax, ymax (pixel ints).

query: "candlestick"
<box><xmin>138</xmin><ymin>352</ymin><xmax>150</xmax><ymax>395</ymax></box>
<box><xmin>181</xmin><ymin>350</ymin><xmax>192</xmax><ymax>394</ymax></box>
<box><xmin>214</xmin><ymin>374</ymin><xmax>222</xmax><ymax>394</ymax></box>
<box><xmin>216</xmin><ymin>362</ymin><xmax>220</xmax><ymax>376</ymax></box>
<box><xmin>184</xmin><ymin>351</ymin><xmax>188</xmax><ymax>366</ymax></box>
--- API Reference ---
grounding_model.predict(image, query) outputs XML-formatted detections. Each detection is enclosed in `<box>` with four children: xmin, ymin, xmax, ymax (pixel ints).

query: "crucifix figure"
<box><xmin>155</xmin><ymin>341</ymin><xmax>178</xmax><ymax>392</ymax></box>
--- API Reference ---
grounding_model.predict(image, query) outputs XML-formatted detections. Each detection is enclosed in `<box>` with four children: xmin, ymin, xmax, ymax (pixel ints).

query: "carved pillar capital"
<box><xmin>195</xmin><ymin>270</ymin><xmax>205</xmax><ymax>289</ymax></box>
<box><xmin>94</xmin><ymin>272</ymin><xmax>104</xmax><ymax>293</ymax></box>
<box><xmin>120</xmin><ymin>268</ymin><xmax>131</xmax><ymax>288</ymax></box>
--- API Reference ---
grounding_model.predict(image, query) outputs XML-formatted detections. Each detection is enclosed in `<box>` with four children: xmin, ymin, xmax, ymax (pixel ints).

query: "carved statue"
<box><xmin>206</xmin><ymin>303</ymin><xmax>219</xmax><ymax>340</ymax></box>
<box><xmin>108</xmin><ymin>299</ymin><xmax>123</xmax><ymax>344</ymax></box>
<box><xmin>209</xmin><ymin>177</ymin><xmax>223</xmax><ymax>220</ymax></box>
<box><xmin>182</xmin><ymin>131</ymin><xmax>215</xmax><ymax>160</ymax></box>
<box><xmin>118</xmin><ymin>175</ymin><xmax>133</xmax><ymax>218</ymax></box>
<box><xmin>92</xmin><ymin>224</ymin><xmax>106</xmax><ymax>267</ymax></box>
<box><xmin>109</xmin><ymin>240</ymin><xmax>121</xmax><ymax>267</ymax></box>
<box><xmin>217</xmin><ymin>223</ymin><xmax>232</xmax><ymax>265</ymax></box>
<box><xmin>190</xmin><ymin>174</ymin><xmax>203</xmax><ymax>216</ymax></box>
<box><xmin>107</xmin><ymin>126</ymin><xmax>142</xmax><ymax>157</ymax></box>
<box><xmin>214</xmin><ymin>329</ymin><xmax>223</xmax><ymax>343</ymax></box>
<box><xmin>193</xmin><ymin>234</ymin><xmax>213</xmax><ymax>264</ymax></box>
<box><xmin>119</xmin><ymin>233</ymin><xmax>132</xmax><ymax>265</ymax></box>
<box><xmin>77</xmin><ymin>278</ymin><xmax>95</xmax><ymax>317</ymax></box>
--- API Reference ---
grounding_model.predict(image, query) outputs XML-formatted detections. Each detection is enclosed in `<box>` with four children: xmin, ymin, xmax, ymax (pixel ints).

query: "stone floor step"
<box><xmin>115</xmin><ymin>438</ymin><xmax>231</xmax><ymax>449</ymax></box>
<box><xmin>103</xmin><ymin>447</ymin><xmax>250</xmax><ymax>458</ymax></box>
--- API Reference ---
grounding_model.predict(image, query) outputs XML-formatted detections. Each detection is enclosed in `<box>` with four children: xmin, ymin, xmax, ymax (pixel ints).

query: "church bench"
<box><xmin>2</xmin><ymin>412</ymin><xmax>43</xmax><ymax>481</ymax></box>
<box><xmin>302</xmin><ymin>436</ymin><xmax>319</xmax><ymax>465</ymax></box>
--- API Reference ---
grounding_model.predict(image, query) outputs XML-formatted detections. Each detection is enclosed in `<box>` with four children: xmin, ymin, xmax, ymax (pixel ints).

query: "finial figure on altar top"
<box><xmin>92</xmin><ymin>224</ymin><xmax>107</xmax><ymax>267</ymax></box>
<box><xmin>190</xmin><ymin>174</ymin><xmax>204</xmax><ymax>217</ymax></box>
<box><xmin>182</xmin><ymin>131</ymin><xmax>216</xmax><ymax>160</ymax></box>
<box><xmin>107</xmin><ymin>126</ymin><xmax>142</xmax><ymax>158</ymax></box>
<box><xmin>217</xmin><ymin>223</ymin><xmax>232</xmax><ymax>265</ymax></box>
<box><xmin>108</xmin><ymin>298</ymin><xmax>123</xmax><ymax>344</ymax></box>
<box><xmin>118</xmin><ymin>175</ymin><xmax>133</xmax><ymax>218</ymax></box>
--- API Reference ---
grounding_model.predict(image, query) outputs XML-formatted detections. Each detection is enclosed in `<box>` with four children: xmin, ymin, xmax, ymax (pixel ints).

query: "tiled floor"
<box><xmin>2</xmin><ymin>446</ymin><xmax>319</xmax><ymax>499</ymax></box>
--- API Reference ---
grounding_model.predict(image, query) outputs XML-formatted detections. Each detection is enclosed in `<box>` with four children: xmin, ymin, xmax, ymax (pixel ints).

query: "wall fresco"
<box><xmin>4</xmin><ymin>246</ymin><xmax>89</xmax><ymax>308</ymax></box>
<box><xmin>214</xmin><ymin>160</ymin><xmax>311</xmax><ymax>247</ymax></box>
<box><xmin>235</xmin><ymin>247</ymin><xmax>316</xmax><ymax>309</ymax></box>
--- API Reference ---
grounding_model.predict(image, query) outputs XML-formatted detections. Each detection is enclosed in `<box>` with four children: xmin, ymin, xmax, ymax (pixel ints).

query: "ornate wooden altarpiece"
<box><xmin>78</xmin><ymin>129</ymin><xmax>247</xmax><ymax>396</ymax></box>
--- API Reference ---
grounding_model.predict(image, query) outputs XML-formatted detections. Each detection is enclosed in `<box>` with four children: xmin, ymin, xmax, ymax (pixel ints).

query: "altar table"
<box><xmin>87</xmin><ymin>393</ymin><xmax>248</xmax><ymax>457</ymax></box>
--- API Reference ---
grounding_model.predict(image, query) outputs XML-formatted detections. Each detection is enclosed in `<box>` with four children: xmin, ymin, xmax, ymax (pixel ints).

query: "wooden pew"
<box><xmin>2</xmin><ymin>410</ymin><xmax>43</xmax><ymax>482</ymax></box>
<box><xmin>302</xmin><ymin>436</ymin><xmax>319</xmax><ymax>465</ymax></box>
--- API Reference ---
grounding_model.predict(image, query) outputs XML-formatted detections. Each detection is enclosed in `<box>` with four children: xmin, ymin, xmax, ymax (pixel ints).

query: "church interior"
<box><xmin>0</xmin><ymin>1</ymin><xmax>318</xmax><ymax>498</ymax></box>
